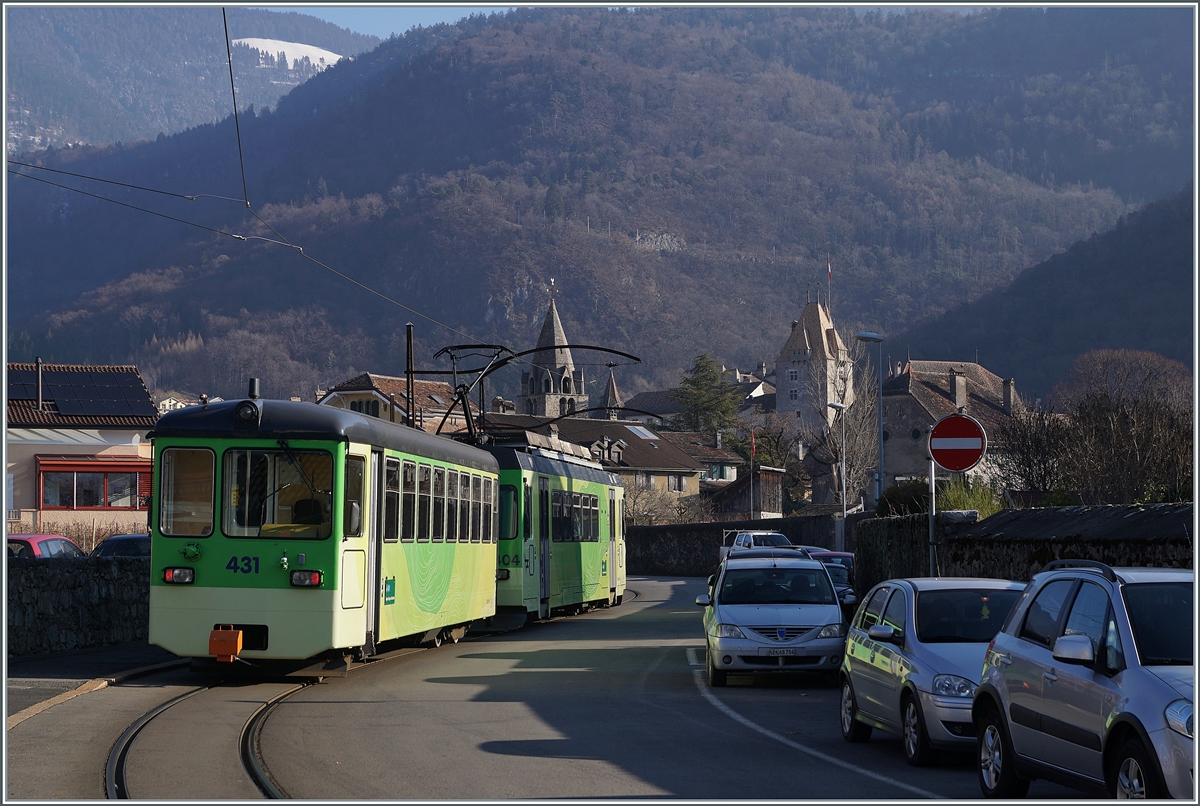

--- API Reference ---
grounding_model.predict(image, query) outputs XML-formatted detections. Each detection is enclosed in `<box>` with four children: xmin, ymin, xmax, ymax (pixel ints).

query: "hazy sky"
<box><xmin>269</xmin><ymin>6</ymin><xmax>513</xmax><ymax>39</ymax></box>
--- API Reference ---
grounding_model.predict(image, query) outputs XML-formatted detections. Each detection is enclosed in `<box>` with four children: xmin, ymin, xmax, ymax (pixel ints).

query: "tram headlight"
<box><xmin>496</xmin><ymin>568</ymin><xmax>510</xmax><ymax>580</ymax></box>
<box><xmin>290</xmin><ymin>570</ymin><xmax>323</xmax><ymax>587</ymax></box>
<box><xmin>163</xmin><ymin>567</ymin><xmax>195</xmax><ymax>584</ymax></box>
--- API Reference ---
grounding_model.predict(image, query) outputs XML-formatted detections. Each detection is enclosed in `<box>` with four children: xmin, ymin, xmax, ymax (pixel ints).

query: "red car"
<box><xmin>7</xmin><ymin>534</ymin><xmax>87</xmax><ymax>559</ymax></box>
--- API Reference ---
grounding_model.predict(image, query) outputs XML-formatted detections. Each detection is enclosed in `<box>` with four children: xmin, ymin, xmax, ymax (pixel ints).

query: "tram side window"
<box><xmin>576</xmin><ymin>491</ymin><xmax>585</xmax><ymax>542</ymax></box>
<box><xmin>460</xmin><ymin>473</ymin><xmax>471</xmax><ymax>542</ymax></box>
<box><xmin>551</xmin><ymin>490</ymin><xmax>563</xmax><ymax>542</ymax></box>
<box><xmin>608</xmin><ymin>490</ymin><xmax>616</xmax><ymax>542</ymax></box>
<box><xmin>401</xmin><ymin>461</ymin><xmax>416</xmax><ymax>542</ymax></box>
<box><xmin>160</xmin><ymin>448</ymin><xmax>214</xmax><ymax>537</ymax></box>
<box><xmin>432</xmin><ymin>467</ymin><xmax>446</xmax><ymax>542</ymax></box>
<box><xmin>484</xmin><ymin>478</ymin><xmax>495</xmax><ymax>543</ymax></box>
<box><xmin>539</xmin><ymin>477</ymin><xmax>550</xmax><ymax>541</ymax></box>
<box><xmin>344</xmin><ymin>456</ymin><xmax>365</xmax><ymax>537</ymax></box>
<box><xmin>590</xmin><ymin>495</ymin><xmax>600</xmax><ymax>541</ymax></box>
<box><xmin>383</xmin><ymin>459</ymin><xmax>399</xmax><ymax>542</ymax></box>
<box><xmin>500</xmin><ymin>485</ymin><xmax>518</xmax><ymax>542</ymax></box>
<box><xmin>446</xmin><ymin>470</ymin><xmax>458</xmax><ymax>542</ymax></box>
<box><xmin>470</xmin><ymin>475</ymin><xmax>483</xmax><ymax>543</ymax></box>
<box><xmin>523</xmin><ymin>482</ymin><xmax>532</xmax><ymax>540</ymax></box>
<box><xmin>417</xmin><ymin>464</ymin><xmax>432</xmax><ymax>542</ymax></box>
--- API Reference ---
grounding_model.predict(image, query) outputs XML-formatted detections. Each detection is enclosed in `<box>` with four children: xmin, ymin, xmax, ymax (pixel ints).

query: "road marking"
<box><xmin>691</xmin><ymin>670</ymin><xmax>943</xmax><ymax>799</ymax></box>
<box><xmin>686</xmin><ymin>648</ymin><xmax>701</xmax><ymax>666</ymax></box>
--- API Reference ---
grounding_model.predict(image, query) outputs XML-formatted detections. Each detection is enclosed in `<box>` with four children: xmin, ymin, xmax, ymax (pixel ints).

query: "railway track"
<box><xmin>105</xmin><ymin>678</ymin><xmax>309</xmax><ymax>799</ymax></box>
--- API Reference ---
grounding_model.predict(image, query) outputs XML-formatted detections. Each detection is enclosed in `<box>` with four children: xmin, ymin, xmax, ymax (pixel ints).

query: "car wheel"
<box><xmin>706</xmin><ymin>649</ymin><xmax>727</xmax><ymax>688</ymax></box>
<box><xmin>840</xmin><ymin>678</ymin><xmax>872</xmax><ymax>742</ymax></box>
<box><xmin>902</xmin><ymin>694</ymin><xmax>933</xmax><ymax>767</ymax></box>
<box><xmin>978</xmin><ymin>708</ymin><xmax>1029</xmax><ymax>799</ymax></box>
<box><xmin>1110</xmin><ymin>738</ymin><xmax>1164</xmax><ymax>799</ymax></box>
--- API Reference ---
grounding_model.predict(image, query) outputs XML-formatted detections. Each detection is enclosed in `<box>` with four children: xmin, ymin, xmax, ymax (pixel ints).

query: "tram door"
<box><xmin>608</xmin><ymin>489</ymin><xmax>617</xmax><ymax>598</ymax></box>
<box><xmin>365</xmin><ymin>450</ymin><xmax>383</xmax><ymax>655</ymax></box>
<box><xmin>538</xmin><ymin>476</ymin><xmax>550</xmax><ymax>600</ymax></box>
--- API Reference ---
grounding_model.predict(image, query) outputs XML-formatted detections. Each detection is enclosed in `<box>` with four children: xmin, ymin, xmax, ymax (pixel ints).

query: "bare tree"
<box><xmin>619</xmin><ymin>477</ymin><xmax>707</xmax><ymax>525</ymax></box>
<box><xmin>993</xmin><ymin>350</ymin><xmax>1192</xmax><ymax>505</ymax></box>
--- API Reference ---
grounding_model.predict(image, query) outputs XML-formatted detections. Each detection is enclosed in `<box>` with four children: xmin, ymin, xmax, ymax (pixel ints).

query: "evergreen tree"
<box><xmin>543</xmin><ymin>183</ymin><xmax>565</xmax><ymax>220</ymax></box>
<box><xmin>667</xmin><ymin>354</ymin><xmax>741</xmax><ymax>433</ymax></box>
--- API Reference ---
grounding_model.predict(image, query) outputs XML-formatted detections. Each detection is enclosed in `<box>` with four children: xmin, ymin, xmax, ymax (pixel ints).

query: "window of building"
<box><xmin>349</xmin><ymin>399</ymin><xmax>380</xmax><ymax>417</ymax></box>
<box><xmin>38</xmin><ymin>456</ymin><xmax>152</xmax><ymax>512</ymax></box>
<box><xmin>788</xmin><ymin>369</ymin><xmax>799</xmax><ymax>382</ymax></box>
<box><xmin>667</xmin><ymin>473</ymin><xmax>685</xmax><ymax>492</ymax></box>
<box><xmin>789</xmin><ymin>389</ymin><xmax>798</xmax><ymax>401</ymax></box>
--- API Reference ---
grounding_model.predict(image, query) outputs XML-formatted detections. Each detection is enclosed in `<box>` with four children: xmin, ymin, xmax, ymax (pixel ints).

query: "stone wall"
<box><xmin>7</xmin><ymin>557</ymin><xmax>149</xmax><ymax>657</ymax></box>
<box><xmin>627</xmin><ymin>512</ymin><xmax>836</xmax><ymax>577</ymax></box>
<box><xmin>855</xmin><ymin>503</ymin><xmax>1193</xmax><ymax>596</ymax></box>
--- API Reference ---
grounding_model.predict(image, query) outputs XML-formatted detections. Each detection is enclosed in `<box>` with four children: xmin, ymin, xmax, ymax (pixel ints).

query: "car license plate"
<box><xmin>763</xmin><ymin>648</ymin><xmax>796</xmax><ymax>656</ymax></box>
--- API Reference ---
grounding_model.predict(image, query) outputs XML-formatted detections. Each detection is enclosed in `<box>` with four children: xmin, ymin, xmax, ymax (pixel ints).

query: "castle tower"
<box><xmin>774</xmin><ymin>300</ymin><xmax>855</xmax><ymax>434</ymax></box>
<box><xmin>518</xmin><ymin>297</ymin><xmax>589</xmax><ymax>418</ymax></box>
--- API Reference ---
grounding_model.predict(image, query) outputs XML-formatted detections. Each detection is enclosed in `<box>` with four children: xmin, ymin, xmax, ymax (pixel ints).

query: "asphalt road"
<box><xmin>257</xmin><ymin>577</ymin><xmax>1078</xmax><ymax>799</ymax></box>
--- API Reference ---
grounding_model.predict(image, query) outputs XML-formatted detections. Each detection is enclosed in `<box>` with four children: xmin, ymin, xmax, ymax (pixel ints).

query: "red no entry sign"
<box><xmin>928</xmin><ymin>413</ymin><xmax>987</xmax><ymax>472</ymax></box>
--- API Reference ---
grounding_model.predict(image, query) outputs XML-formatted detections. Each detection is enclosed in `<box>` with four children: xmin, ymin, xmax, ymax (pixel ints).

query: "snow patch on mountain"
<box><xmin>233</xmin><ymin>38</ymin><xmax>343</xmax><ymax>71</ymax></box>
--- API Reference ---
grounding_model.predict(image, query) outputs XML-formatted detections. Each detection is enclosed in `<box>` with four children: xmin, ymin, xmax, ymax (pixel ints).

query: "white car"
<box><xmin>697</xmin><ymin>548</ymin><xmax>846</xmax><ymax>686</ymax></box>
<box><xmin>719</xmin><ymin>530</ymin><xmax>801</xmax><ymax>560</ymax></box>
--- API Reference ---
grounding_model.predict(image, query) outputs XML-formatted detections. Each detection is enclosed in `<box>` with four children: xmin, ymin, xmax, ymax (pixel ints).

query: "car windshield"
<box><xmin>1123</xmin><ymin>582</ymin><xmax>1193</xmax><ymax>666</ymax></box>
<box><xmin>825</xmin><ymin>564</ymin><xmax>850</xmax><ymax>586</ymax></box>
<box><xmin>751</xmin><ymin>533</ymin><xmax>791</xmax><ymax>547</ymax></box>
<box><xmin>916</xmin><ymin>588</ymin><xmax>1022</xmax><ymax>643</ymax></box>
<box><xmin>719</xmin><ymin>567</ymin><xmax>835</xmax><ymax>605</ymax></box>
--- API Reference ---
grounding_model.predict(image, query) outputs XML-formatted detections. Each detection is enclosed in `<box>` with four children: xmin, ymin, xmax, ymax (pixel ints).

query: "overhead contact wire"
<box><xmin>5</xmin><ymin>160</ymin><xmax>244</xmax><ymax>204</ymax></box>
<box><xmin>222</xmin><ymin>8</ymin><xmax>251</xmax><ymax>209</ymax></box>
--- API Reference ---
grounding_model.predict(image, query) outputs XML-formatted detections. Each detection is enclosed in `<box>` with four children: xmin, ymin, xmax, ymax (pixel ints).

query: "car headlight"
<box><xmin>817</xmin><ymin>623</ymin><xmax>845</xmax><ymax>639</ymax></box>
<box><xmin>715</xmin><ymin>623</ymin><xmax>746</xmax><ymax>639</ymax></box>
<box><xmin>1165</xmin><ymin>699</ymin><xmax>1193</xmax><ymax>738</ymax></box>
<box><xmin>932</xmin><ymin>674</ymin><xmax>977</xmax><ymax>698</ymax></box>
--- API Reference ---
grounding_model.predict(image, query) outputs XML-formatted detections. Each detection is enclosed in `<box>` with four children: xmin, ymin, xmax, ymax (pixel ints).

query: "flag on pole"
<box><xmin>751</xmin><ymin>429</ymin><xmax>756</xmax><ymax>459</ymax></box>
<box><xmin>828</xmin><ymin>259</ymin><xmax>832</xmax><ymax>279</ymax></box>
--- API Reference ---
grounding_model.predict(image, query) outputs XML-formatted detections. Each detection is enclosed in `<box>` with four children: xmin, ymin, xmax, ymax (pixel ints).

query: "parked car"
<box><xmin>719</xmin><ymin>530</ymin><xmax>806</xmax><ymax>561</ymax></box>
<box><xmin>972</xmin><ymin>560</ymin><xmax>1193</xmax><ymax>799</ymax></box>
<box><xmin>839</xmin><ymin>577</ymin><xmax>1025</xmax><ymax>765</ymax></box>
<box><xmin>697</xmin><ymin>548</ymin><xmax>846</xmax><ymax>686</ymax></box>
<box><xmin>823</xmin><ymin>562</ymin><xmax>859</xmax><ymax>621</ymax></box>
<box><xmin>7</xmin><ymin>534</ymin><xmax>87</xmax><ymax>559</ymax></box>
<box><xmin>809</xmin><ymin>550</ymin><xmax>856</xmax><ymax>585</ymax></box>
<box><xmin>91</xmin><ymin>533</ymin><xmax>151</xmax><ymax>557</ymax></box>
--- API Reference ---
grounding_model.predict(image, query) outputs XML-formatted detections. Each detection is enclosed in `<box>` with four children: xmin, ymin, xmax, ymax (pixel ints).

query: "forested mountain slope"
<box><xmin>6</xmin><ymin>7</ymin><xmax>1191</xmax><ymax>401</ymax></box>
<box><xmin>891</xmin><ymin>183</ymin><xmax>1193</xmax><ymax>400</ymax></box>
<box><xmin>5</xmin><ymin>7</ymin><xmax>380</xmax><ymax>153</ymax></box>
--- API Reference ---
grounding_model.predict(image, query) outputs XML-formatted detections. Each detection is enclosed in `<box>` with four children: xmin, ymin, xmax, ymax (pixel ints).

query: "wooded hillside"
<box><xmin>6</xmin><ymin>7</ymin><xmax>1191</xmax><ymax>402</ymax></box>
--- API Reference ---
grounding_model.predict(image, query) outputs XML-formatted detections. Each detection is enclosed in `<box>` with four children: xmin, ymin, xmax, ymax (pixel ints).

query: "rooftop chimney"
<box><xmin>715</xmin><ymin>431</ymin><xmax>722</xmax><ymax>449</ymax></box>
<box><xmin>1003</xmin><ymin>378</ymin><xmax>1016</xmax><ymax>415</ymax></box>
<box><xmin>950</xmin><ymin>369</ymin><xmax>967</xmax><ymax>410</ymax></box>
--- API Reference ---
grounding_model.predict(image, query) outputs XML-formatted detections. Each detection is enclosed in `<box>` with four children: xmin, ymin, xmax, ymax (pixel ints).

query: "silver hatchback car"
<box><xmin>973</xmin><ymin>560</ymin><xmax>1193</xmax><ymax>799</ymax></box>
<box><xmin>697</xmin><ymin>549</ymin><xmax>846</xmax><ymax>686</ymax></box>
<box><xmin>839</xmin><ymin>577</ymin><xmax>1025</xmax><ymax>764</ymax></box>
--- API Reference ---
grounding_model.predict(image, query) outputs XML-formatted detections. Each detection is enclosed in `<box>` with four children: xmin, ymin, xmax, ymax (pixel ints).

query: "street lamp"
<box><xmin>827</xmin><ymin>402</ymin><xmax>847</xmax><ymax>525</ymax></box>
<box><xmin>855</xmin><ymin>332</ymin><xmax>884</xmax><ymax>506</ymax></box>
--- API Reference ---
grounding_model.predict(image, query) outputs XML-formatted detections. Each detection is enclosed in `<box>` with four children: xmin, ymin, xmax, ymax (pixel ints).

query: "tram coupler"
<box><xmin>209</xmin><ymin>624</ymin><xmax>243</xmax><ymax>662</ymax></box>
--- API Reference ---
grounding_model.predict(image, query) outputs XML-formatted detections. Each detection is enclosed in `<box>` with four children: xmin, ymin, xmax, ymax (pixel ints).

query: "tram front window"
<box><xmin>223</xmin><ymin>448</ymin><xmax>334</xmax><ymax>539</ymax></box>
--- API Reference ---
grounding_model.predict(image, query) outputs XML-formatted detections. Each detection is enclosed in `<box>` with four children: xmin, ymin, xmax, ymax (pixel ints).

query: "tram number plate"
<box><xmin>762</xmin><ymin>648</ymin><xmax>796</xmax><ymax>656</ymax></box>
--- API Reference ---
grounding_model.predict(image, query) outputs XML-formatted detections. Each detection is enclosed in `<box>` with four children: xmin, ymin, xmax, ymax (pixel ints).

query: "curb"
<box><xmin>6</xmin><ymin>658</ymin><xmax>190</xmax><ymax>731</ymax></box>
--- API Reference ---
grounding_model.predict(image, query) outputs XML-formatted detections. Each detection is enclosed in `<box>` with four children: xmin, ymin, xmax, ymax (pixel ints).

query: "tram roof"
<box><xmin>149</xmin><ymin>398</ymin><xmax>498</xmax><ymax>473</ymax></box>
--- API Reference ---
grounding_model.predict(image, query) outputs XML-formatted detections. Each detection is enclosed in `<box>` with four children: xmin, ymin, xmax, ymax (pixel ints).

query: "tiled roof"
<box><xmin>884</xmin><ymin>360</ymin><xmax>1021</xmax><ymax>433</ymax></box>
<box><xmin>483</xmin><ymin>413</ymin><xmax>705</xmax><ymax>472</ymax></box>
<box><xmin>322</xmin><ymin>373</ymin><xmax>478</xmax><ymax>414</ymax></box>
<box><xmin>658</xmin><ymin>431</ymin><xmax>746</xmax><ymax>464</ymax></box>
<box><xmin>6</xmin><ymin>363</ymin><xmax>157</xmax><ymax>428</ymax></box>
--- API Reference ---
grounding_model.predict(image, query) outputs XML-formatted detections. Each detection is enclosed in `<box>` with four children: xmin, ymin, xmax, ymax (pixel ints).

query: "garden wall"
<box><xmin>7</xmin><ymin>557</ymin><xmax>149</xmax><ymax>657</ymax></box>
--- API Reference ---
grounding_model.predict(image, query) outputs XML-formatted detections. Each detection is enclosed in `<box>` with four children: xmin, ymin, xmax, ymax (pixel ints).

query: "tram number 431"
<box><xmin>226</xmin><ymin>556</ymin><xmax>261</xmax><ymax>574</ymax></box>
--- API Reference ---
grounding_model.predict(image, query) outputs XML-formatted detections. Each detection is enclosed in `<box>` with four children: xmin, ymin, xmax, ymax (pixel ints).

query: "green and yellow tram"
<box><xmin>148</xmin><ymin>387</ymin><xmax>500</xmax><ymax>664</ymax></box>
<box><xmin>489</xmin><ymin>437</ymin><xmax>626</xmax><ymax>623</ymax></box>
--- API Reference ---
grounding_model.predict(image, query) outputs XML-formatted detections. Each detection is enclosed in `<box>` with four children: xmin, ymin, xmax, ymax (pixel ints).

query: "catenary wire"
<box><xmin>6</xmin><ymin>160</ymin><xmax>245</xmax><ymax>204</ymax></box>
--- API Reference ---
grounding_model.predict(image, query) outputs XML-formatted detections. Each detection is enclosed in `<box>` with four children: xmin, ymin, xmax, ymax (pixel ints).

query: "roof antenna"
<box><xmin>248</xmin><ymin>378</ymin><xmax>260</xmax><ymax>400</ymax></box>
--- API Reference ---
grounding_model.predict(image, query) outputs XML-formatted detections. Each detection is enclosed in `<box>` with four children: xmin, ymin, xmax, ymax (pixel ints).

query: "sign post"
<box><xmin>927</xmin><ymin>413</ymin><xmax>988</xmax><ymax>576</ymax></box>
